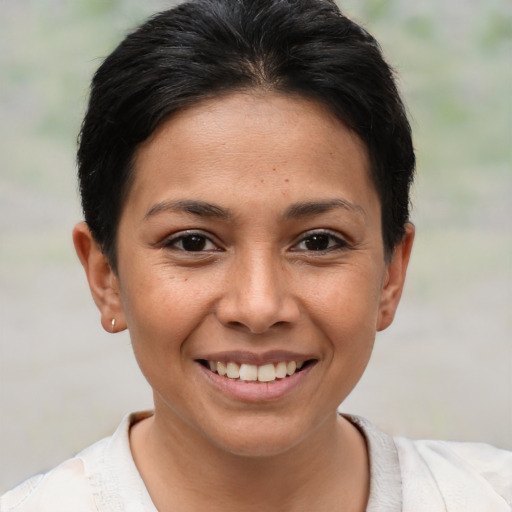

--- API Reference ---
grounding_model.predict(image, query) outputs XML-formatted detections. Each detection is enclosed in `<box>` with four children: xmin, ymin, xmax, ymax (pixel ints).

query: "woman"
<box><xmin>1</xmin><ymin>0</ymin><xmax>510</xmax><ymax>510</ymax></box>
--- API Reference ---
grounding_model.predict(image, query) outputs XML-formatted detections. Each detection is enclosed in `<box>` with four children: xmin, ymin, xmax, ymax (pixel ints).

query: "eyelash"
<box><xmin>291</xmin><ymin>230</ymin><xmax>348</xmax><ymax>253</ymax></box>
<box><xmin>163</xmin><ymin>231</ymin><xmax>219</xmax><ymax>252</ymax></box>
<box><xmin>162</xmin><ymin>229</ymin><xmax>348</xmax><ymax>253</ymax></box>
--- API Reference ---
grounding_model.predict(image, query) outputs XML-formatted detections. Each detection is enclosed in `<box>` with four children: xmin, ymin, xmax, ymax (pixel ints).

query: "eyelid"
<box><xmin>162</xmin><ymin>230</ymin><xmax>221</xmax><ymax>251</ymax></box>
<box><xmin>290</xmin><ymin>229</ymin><xmax>349</xmax><ymax>251</ymax></box>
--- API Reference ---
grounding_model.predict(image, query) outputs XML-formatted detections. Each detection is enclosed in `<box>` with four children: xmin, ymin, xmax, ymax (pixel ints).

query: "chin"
<box><xmin>201</xmin><ymin>412</ymin><xmax>321</xmax><ymax>459</ymax></box>
<box><xmin>214</xmin><ymin>430</ymin><xmax>303</xmax><ymax>459</ymax></box>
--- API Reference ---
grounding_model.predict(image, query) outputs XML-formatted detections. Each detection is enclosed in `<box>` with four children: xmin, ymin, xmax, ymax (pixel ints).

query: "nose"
<box><xmin>215</xmin><ymin>250</ymin><xmax>300</xmax><ymax>334</ymax></box>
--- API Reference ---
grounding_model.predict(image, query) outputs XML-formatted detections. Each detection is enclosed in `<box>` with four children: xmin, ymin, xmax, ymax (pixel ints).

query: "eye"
<box><xmin>164</xmin><ymin>232</ymin><xmax>218</xmax><ymax>252</ymax></box>
<box><xmin>292</xmin><ymin>230</ymin><xmax>348</xmax><ymax>252</ymax></box>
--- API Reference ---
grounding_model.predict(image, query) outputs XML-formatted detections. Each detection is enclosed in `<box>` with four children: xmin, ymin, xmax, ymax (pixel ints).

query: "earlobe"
<box><xmin>376</xmin><ymin>223</ymin><xmax>415</xmax><ymax>332</ymax></box>
<box><xmin>72</xmin><ymin>222</ymin><xmax>126</xmax><ymax>333</ymax></box>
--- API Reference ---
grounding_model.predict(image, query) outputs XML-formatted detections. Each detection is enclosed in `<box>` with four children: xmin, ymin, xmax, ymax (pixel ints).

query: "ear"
<box><xmin>72</xmin><ymin>222</ymin><xmax>126</xmax><ymax>333</ymax></box>
<box><xmin>376</xmin><ymin>223</ymin><xmax>415</xmax><ymax>332</ymax></box>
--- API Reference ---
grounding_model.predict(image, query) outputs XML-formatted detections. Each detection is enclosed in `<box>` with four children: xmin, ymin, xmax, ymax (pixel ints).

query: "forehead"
<box><xmin>128</xmin><ymin>92</ymin><xmax>376</xmax><ymax>215</ymax></box>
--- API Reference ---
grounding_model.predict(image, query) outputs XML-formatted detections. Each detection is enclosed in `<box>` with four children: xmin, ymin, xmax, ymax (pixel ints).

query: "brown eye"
<box><xmin>304</xmin><ymin>234</ymin><xmax>331</xmax><ymax>251</ymax></box>
<box><xmin>292</xmin><ymin>230</ymin><xmax>348</xmax><ymax>253</ymax></box>
<box><xmin>181</xmin><ymin>235</ymin><xmax>208</xmax><ymax>251</ymax></box>
<box><xmin>164</xmin><ymin>232</ymin><xmax>218</xmax><ymax>252</ymax></box>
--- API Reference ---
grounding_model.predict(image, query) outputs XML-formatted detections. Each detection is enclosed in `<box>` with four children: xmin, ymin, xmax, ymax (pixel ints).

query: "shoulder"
<box><xmin>0</xmin><ymin>457</ymin><xmax>97</xmax><ymax>512</ymax></box>
<box><xmin>395</xmin><ymin>436</ymin><xmax>512</xmax><ymax>511</ymax></box>
<box><xmin>0</xmin><ymin>412</ymin><xmax>153</xmax><ymax>512</ymax></box>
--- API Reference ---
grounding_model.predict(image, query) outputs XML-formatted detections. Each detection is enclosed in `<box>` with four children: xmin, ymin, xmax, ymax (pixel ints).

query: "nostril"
<box><xmin>227</xmin><ymin>321</ymin><xmax>247</xmax><ymax>330</ymax></box>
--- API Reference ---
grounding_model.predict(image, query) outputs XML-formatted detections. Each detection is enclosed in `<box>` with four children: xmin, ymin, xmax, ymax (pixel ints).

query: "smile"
<box><xmin>199</xmin><ymin>360</ymin><xmax>314</xmax><ymax>383</ymax></box>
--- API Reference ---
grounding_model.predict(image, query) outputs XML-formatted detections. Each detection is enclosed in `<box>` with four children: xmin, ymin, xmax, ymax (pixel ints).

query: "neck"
<box><xmin>130</xmin><ymin>407</ymin><xmax>369</xmax><ymax>512</ymax></box>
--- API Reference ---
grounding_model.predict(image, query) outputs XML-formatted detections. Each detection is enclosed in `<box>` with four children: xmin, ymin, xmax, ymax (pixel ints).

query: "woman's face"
<box><xmin>108</xmin><ymin>92</ymin><xmax>410</xmax><ymax>456</ymax></box>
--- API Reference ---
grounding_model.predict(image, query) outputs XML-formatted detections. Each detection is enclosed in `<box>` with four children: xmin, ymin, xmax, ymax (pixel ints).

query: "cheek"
<box><xmin>299</xmin><ymin>265</ymin><xmax>382</xmax><ymax>390</ymax></box>
<box><xmin>306</xmin><ymin>271</ymin><xmax>381</xmax><ymax>390</ymax></box>
<box><xmin>300</xmin><ymin>265</ymin><xmax>384</xmax><ymax>335</ymax></box>
<box><xmin>118</xmin><ymin>262</ymin><xmax>222</xmax><ymax>352</ymax></box>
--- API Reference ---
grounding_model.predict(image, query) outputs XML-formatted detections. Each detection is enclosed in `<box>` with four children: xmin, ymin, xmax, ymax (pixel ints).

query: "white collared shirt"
<box><xmin>1</xmin><ymin>412</ymin><xmax>511</xmax><ymax>511</ymax></box>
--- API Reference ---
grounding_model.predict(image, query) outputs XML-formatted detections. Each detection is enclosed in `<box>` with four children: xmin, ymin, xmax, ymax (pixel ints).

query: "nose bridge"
<box><xmin>217</xmin><ymin>245</ymin><xmax>298</xmax><ymax>333</ymax></box>
<box><xmin>240</xmin><ymin>248</ymin><xmax>281</xmax><ymax>306</ymax></box>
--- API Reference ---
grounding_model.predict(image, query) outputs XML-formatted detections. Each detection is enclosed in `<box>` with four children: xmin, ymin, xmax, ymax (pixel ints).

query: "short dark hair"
<box><xmin>77</xmin><ymin>0</ymin><xmax>415</xmax><ymax>268</ymax></box>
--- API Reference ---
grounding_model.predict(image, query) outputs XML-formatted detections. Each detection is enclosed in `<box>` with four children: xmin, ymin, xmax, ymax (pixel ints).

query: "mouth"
<box><xmin>197</xmin><ymin>359</ymin><xmax>317</xmax><ymax>383</ymax></box>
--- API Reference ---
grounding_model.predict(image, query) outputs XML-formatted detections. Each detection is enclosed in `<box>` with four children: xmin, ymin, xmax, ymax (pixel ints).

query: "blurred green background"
<box><xmin>1</xmin><ymin>0</ymin><xmax>511</xmax><ymax>491</ymax></box>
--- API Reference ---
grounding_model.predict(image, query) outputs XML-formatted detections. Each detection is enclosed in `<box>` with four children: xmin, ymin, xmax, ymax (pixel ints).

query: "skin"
<box><xmin>73</xmin><ymin>92</ymin><xmax>414</xmax><ymax>511</ymax></box>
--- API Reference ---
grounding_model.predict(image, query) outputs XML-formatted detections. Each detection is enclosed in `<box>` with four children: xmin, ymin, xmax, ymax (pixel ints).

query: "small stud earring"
<box><xmin>111</xmin><ymin>318</ymin><xmax>116</xmax><ymax>333</ymax></box>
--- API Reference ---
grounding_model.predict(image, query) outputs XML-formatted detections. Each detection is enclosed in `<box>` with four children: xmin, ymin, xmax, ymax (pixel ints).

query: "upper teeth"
<box><xmin>208</xmin><ymin>360</ymin><xmax>304</xmax><ymax>382</ymax></box>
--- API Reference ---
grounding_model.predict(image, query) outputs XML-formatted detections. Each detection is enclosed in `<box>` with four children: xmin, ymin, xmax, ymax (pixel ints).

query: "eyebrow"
<box><xmin>283</xmin><ymin>199</ymin><xmax>365</xmax><ymax>219</ymax></box>
<box><xmin>143</xmin><ymin>198</ymin><xmax>365</xmax><ymax>222</ymax></box>
<box><xmin>144</xmin><ymin>200</ymin><xmax>234</xmax><ymax>220</ymax></box>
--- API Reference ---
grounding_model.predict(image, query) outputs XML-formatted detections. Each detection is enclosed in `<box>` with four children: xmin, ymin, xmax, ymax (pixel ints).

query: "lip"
<box><xmin>196</xmin><ymin>358</ymin><xmax>317</xmax><ymax>403</ymax></box>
